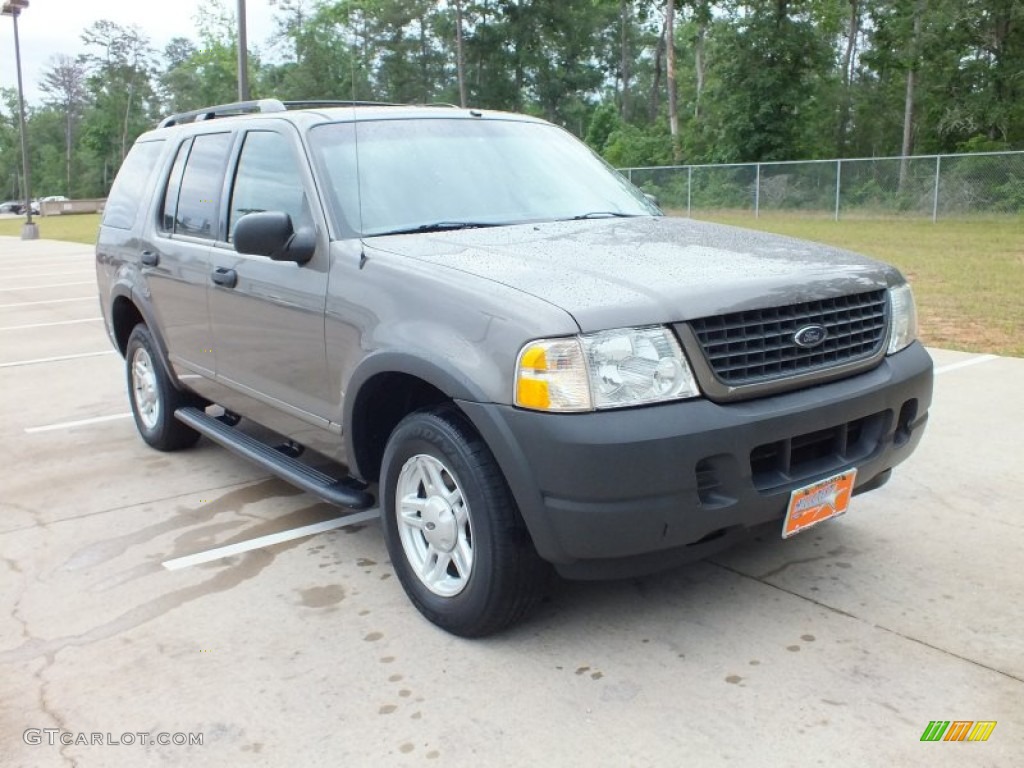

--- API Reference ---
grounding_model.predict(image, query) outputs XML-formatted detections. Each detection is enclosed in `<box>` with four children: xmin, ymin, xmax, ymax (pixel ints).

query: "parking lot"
<box><xmin>1</xmin><ymin>235</ymin><xmax>1020</xmax><ymax>766</ymax></box>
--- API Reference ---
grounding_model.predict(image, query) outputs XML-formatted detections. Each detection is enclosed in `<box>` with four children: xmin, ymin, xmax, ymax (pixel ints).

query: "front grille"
<box><xmin>750</xmin><ymin>413</ymin><xmax>885</xmax><ymax>491</ymax></box>
<box><xmin>689</xmin><ymin>290</ymin><xmax>888</xmax><ymax>386</ymax></box>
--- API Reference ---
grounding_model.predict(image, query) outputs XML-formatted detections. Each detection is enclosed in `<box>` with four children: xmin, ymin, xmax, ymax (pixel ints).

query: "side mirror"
<box><xmin>233</xmin><ymin>211</ymin><xmax>315</xmax><ymax>264</ymax></box>
<box><xmin>644</xmin><ymin>192</ymin><xmax>661</xmax><ymax>209</ymax></box>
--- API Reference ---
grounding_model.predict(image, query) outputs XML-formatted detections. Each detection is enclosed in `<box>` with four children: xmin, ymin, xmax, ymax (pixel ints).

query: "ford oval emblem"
<box><xmin>793</xmin><ymin>324</ymin><xmax>828</xmax><ymax>349</ymax></box>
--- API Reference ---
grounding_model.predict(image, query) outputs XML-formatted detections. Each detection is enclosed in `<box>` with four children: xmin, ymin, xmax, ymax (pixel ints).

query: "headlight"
<box><xmin>887</xmin><ymin>283</ymin><xmax>918</xmax><ymax>355</ymax></box>
<box><xmin>515</xmin><ymin>326</ymin><xmax>700</xmax><ymax>412</ymax></box>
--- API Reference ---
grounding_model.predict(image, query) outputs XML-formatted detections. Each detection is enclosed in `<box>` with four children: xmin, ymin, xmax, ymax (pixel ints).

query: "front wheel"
<box><xmin>125</xmin><ymin>324</ymin><xmax>201</xmax><ymax>451</ymax></box>
<box><xmin>380</xmin><ymin>406</ymin><xmax>548</xmax><ymax>637</ymax></box>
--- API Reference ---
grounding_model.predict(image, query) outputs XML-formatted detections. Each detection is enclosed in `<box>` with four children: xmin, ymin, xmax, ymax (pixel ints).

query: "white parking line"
<box><xmin>162</xmin><ymin>509</ymin><xmax>381</xmax><ymax>570</ymax></box>
<box><xmin>24</xmin><ymin>412</ymin><xmax>132</xmax><ymax>433</ymax></box>
<box><xmin>0</xmin><ymin>259</ymin><xmax>91</xmax><ymax>269</ymax></box>
<box><xmin>0</xmin><ymin>296</ymin><xmax>94</xmax><ymax>308</ymax></box>
<box><xmin>934</xmin><ymin>354</ymin><xmax>998</xmax><ymax>376</ymax></box>
<box><xmin>0</xmin><ymin>317</ymin><xmax>102</xmax><ymax>331</ymax></box>
<box><xmin>0</xmin><ymin>350</ymin><xmax>115</xmax><ymax>368</ymax></box>
<box><xmin>0</xmin><ymin>280</ymin><xmax>95</xmax><ymax>291</ymax></box>
<box><xmin>0</xmin><ymin>270</ymin><xmax>94</xmax><ymax>279</ymax></box>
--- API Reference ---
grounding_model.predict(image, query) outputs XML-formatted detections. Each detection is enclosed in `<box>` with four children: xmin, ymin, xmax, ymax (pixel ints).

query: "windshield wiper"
<box><xmin>567</xmin><ymin>211</ymin><xmax>639</xmax><ymax>220</ymax></box>
<box><xmin>372</xmin><ymin>221</ymin><xmax>502</xmax><ymax>236</ymax></box>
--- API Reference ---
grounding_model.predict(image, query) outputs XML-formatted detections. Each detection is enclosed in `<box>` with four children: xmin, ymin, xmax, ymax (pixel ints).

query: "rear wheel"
<box><xmin>125</xmin><ymin>324</ymin><xmax>200</xmax><ymax>451</ymax></box>
<box><xmin>380</xmin><ymin>406</ymin><xmax>548</xmax><ymax>637</ymax></box>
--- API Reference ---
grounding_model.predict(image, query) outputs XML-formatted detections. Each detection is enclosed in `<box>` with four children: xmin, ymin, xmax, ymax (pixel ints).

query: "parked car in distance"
<box><xmin>96</xmin><ymin>99</ymin><xmax>933</xmax><ymax>636</ymax></box>
<box><xmin>2</xmin><ymin>200</ymin><xmax>41</xmax><ymax>215</ymax></box>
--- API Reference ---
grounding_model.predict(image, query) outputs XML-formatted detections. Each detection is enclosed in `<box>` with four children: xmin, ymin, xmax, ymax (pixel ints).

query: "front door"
<box><xmin>207</xmin><ymin>127</ymin><xmax>332</xmax><ymax>425</ymax></box>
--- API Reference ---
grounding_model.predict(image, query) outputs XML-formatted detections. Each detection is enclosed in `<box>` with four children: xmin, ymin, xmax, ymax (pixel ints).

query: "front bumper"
<box><xmin>458</xmin><ymin>342</ymin><xmax>932</xmax><ymax>579</ymax></box>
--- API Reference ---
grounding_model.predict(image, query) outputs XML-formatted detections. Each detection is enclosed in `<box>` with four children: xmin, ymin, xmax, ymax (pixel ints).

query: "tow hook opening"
<box><xmin>895</xmin><ymin>399</ymin><xmax>918</xmax><ymax>446</ymax></box>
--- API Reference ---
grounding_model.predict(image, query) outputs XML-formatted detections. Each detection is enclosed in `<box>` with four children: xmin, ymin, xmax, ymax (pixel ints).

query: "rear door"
<box><xmin>144</xmin><ymin>131</ymin><xmax>233</xmax><ymax>377</ymax></box>
<box><xmin>207</xmin><ymin>125</ymin><xmax>333</xmax><ymax>423</ymax></box>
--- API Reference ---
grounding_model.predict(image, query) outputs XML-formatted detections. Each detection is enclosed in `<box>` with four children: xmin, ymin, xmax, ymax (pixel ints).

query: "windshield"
<box><xmin>309</xmin><ymin>117</ymin><xmax>658</xmax><ymax>237</ymax></box>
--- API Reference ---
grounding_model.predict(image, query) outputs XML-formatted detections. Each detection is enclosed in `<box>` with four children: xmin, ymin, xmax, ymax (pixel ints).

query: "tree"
<box><xmin>454</xmin><ymin>0</ymin><xmax>468</xmax><ymax>107</ymax></box>
<box><xmin>686</xmin><ymin>0</ymin><xmax>713</xmax><ymax>120</ymax></box>
<box><xmin>835</xmin><ymin>0</ymin><xmax>861</xmax><ymax>153</ymax></box>
<box><xmin>3</xmin><ymin>0</ymin><xmax>1021</xmax><ymax>192</ymax></box>
<box><xmin>618</xmin><ymin>0</ymin><xmax>633</xmax><ymax>119</ymax></box>
<box><xmin>665</xmin><ymin>0</ymin><xmax>680</xmax><ymax>160</ymax></box>
<box><xmin>160</xmin><ymin>0</ymin><xmax>260</xmax><ymax>112</ymax></box>
<box><xmin>39</xmin><ymin>55</ymin><xmax>88</xmax><ymax>196</ymax></box>
<box><xmin>0</xmin><ymin>89</ymin><xmax>24</xmax><ymax>199</ymax></box>
<box><xmin>702</xmin><ymin>1</ymin><xmax>836</xmax><ymax>162</ymax></box>
<box><xmin>900</xmin><ymin>0</ymin><xmax>923</xmax><ymax>186</ymax></box>
<box><xmin>78</xmin><ymin>20</ymin><xmax>158</xmax><ymax>195</ymax></box>
<box><xmin>81</xmin><ymin>21</ymin><xmax>157</xmax><ymax>162</ymax></box>
<box><xmin>266</xmin><ymin>0</ymin><xmax>370</xmax><ymax>102</ymax></box>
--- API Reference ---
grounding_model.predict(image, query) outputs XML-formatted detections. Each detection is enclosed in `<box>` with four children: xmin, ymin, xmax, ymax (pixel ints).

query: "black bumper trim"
<box><xmin>457</xmin><ymin>342</ymin><xmax>932</xmax><ymax>576</ymax></box>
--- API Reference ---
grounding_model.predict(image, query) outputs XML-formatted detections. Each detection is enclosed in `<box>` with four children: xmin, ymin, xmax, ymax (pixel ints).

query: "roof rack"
<box><xmin>157</xmin><ymin>99</ymin><xmax>459</xmax><ymax>129</ymax></box>
<box><xmin>279</xmin><ymin>99</ymin><xmax>406</xmax><ymax>110</ymax></box>
<box><xmin>158</xmin><ymin>99</ymin><xmax>285</xmax><ymax>128</ymax></box>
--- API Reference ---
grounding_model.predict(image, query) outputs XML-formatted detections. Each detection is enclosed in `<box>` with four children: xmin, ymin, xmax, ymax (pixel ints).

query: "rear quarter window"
<box><xmin>102</xmin><ymin>140</ymin><xmax>165</xmax><ymax>230</ymax></box>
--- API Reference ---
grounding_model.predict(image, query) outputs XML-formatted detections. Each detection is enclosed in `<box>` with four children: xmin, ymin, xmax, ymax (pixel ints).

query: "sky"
<box><xmin>0</xmin><ymin>0</ymin><xmax>279</xmax><ymax>105</ymax></box>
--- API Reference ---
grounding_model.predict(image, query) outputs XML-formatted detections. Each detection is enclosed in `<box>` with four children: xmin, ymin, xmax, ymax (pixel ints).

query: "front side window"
<box><xmin>173</xmin><ymin>132</ymin><xmax>232</xmax><ymax>239</ymax></box>
<box><xmin>228</xmin><ymin>130</ymin><xmax>311</xmax><ymax>239</ymax></box>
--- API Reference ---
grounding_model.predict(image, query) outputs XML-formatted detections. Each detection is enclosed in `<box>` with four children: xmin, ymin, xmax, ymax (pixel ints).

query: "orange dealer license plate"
<box><xmin>782</xmin><ymin>469</ymin><xmax>858</xmax><ymax>539</ymax></box>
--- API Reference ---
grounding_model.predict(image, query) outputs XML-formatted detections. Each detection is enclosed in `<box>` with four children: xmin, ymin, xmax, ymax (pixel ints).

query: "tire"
<box><xmin>125</xmin><ymin>324</ymin><xmax>201</xmax><ymax>451</ymax></box>
<box><xmin>380</xmin><ymin>405</ymin><xmax>549</xmax><ymax>637</ymax></box>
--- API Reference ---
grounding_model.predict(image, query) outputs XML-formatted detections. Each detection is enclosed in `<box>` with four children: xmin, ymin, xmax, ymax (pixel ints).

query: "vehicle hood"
<box><xmin>366</xmin><ymin>216</ymin><xmax>901</xmax><ymax>331</ymax></box>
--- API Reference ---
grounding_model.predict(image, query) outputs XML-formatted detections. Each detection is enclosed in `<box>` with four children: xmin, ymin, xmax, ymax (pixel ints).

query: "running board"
<box><xmin>174</xmin><ymin>407</ymin><xmax>374</xmax><ymax>510</ymax></box>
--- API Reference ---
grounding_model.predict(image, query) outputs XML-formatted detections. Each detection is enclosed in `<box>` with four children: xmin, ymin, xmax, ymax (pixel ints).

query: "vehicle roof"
<box><xmin>137</xmin><ymin>104</ymin><xmax>548</xmax><ymax>144</ymax></box>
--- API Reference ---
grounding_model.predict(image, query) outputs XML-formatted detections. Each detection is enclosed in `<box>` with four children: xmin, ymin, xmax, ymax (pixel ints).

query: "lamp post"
<box><xmin>2</xmin><ymin>0</ymin><xmax>37</xmax><ymax>240</ymax></box>
<box><xmin>237</xmin><ymin>0</ymin><xmax>249</xmax><ymax>101</ymax></box>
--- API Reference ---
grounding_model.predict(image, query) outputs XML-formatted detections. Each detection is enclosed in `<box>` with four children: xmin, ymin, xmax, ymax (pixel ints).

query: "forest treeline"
<box><xmin>1</xmin><ymin>0</ymin><xmax>1021</xmax><ymax>200</ymax></box>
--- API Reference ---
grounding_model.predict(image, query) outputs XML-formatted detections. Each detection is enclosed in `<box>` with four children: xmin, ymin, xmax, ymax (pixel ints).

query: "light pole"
<box><xmin>237</xmin><ymin>0</ymin><xmax>249</xmax><ymax>101</ymax></box>
<box><xmin>2</xmin><ymin>0</ymin><xmax>37</xmax><ymax>240</ymax></box>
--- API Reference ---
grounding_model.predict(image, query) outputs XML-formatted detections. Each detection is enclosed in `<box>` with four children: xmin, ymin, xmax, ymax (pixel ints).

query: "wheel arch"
<box><xmin>110</xmin><ymin>291</ymin><xmax>145</xmax><ymax>355</ymax></box>
<box><xmin>109</xmin><ymin>287</ymin><xmax>184</xmax><ymax>392</ymax></box>
<box><xmin>343</xmin><ymin>353</ymin><xmax>491</xmax><ymax>483</ymax></box>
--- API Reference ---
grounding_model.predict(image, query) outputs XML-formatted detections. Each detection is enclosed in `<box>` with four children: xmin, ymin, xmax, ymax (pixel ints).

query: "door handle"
<box><xmin>140</xmin><ymin>251</ymin><xmax>159</xmax><ymax>267</ymax></box>
<box><xmin>211</xmin><ymin>267</ymin><xmax>238</xmax><ymax>288</ymax></box>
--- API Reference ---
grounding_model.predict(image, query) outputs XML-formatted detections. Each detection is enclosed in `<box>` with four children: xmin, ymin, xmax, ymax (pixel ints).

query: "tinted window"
<box><xmin>161</xmin><ymin>139</ymin><xmax>191</xmax><ymax>232</ymax></box>
<box><xmin>102</xmin><ymin>140</ymin><xmax>165</xmax><ymax>230</ymax></box>
<box><xmin>174</xmin><ymin>132</ymin><xmax>232</xmax><ymax>239</ymax></box>
<box><xmin>229</xmin><ymin>131</ymin><xmax>311</xmax><ymax>239</ymax></box>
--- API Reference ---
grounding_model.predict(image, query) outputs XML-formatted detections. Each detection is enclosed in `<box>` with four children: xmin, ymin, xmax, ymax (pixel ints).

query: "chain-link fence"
<box><xmin>622</xmin><ymin>151</ymin><xmax>1024</xmax><ymax>220</ymax></box>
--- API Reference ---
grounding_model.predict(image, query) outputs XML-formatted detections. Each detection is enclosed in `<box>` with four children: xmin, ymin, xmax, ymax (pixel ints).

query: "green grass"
<box><xmin>0</xmin><ymin>213</ymin><xmax>100</xmax><ymax>244</ymax></box>
<box><xmin>4</xmin><ymin>210</ymin><xmax>1020</xmax><ymax>356</ymax></box>
<box><xmin>685</xmin><ymin>212</ymin><xmax>1024</xmax><ymax>358</ymax></box>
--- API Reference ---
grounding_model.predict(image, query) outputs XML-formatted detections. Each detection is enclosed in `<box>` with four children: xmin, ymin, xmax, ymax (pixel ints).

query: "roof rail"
<box><xmin>280</xmin><ymin>99</ymin><xmax>405</xmax><ymax>109</ymax></box>
<box><xmin>157</xmin><ymin>98</ymin><xmax>463</xmax><ymax>128</ymax></box>
<box><xmin>158</xmin><ymin>99</ymin><xmax>286</xmax><ymax>128</ymax></box>
<box><xmin>279</xmin><ymin>100</ymin><xmax>460</xmax><ymax>111</ymax></box>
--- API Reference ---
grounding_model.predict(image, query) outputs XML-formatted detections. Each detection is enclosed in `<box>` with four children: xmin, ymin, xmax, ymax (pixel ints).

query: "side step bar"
<box><xmin>175</xmin><ymin>407</ymin><xmax>374</xmax><ymax>510</ymax></box>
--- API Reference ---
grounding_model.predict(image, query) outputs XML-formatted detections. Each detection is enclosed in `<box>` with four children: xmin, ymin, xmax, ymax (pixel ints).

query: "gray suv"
<box><xmin>96</xmin><ymin>100</ymin><xmax>932</xmax><ymax>636</ymax></box>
